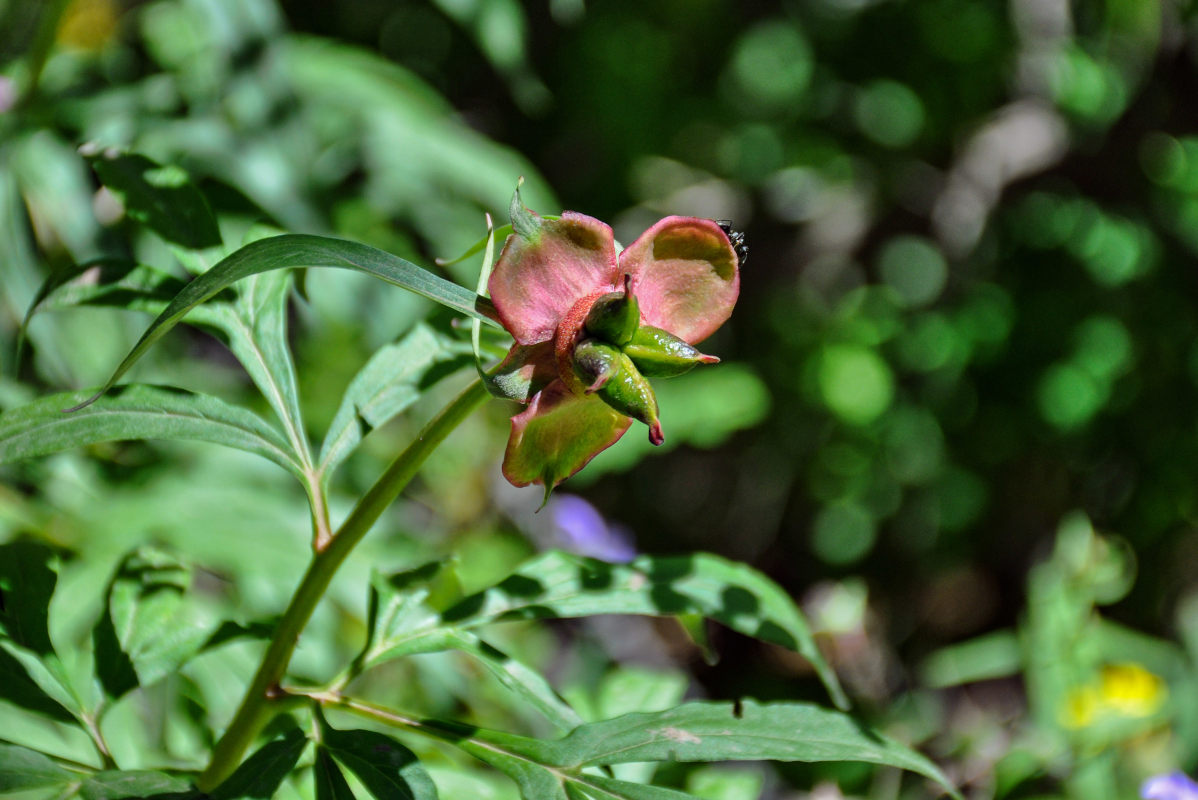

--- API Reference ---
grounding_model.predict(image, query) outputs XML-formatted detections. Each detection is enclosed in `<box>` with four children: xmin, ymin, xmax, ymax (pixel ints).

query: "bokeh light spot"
<box><xmin>812</xmin><ymin>502</ymin><xmax>877</xmax><ymax>565</ymax></box>
<box><xmin>854</xmin><ymin>80</ymin><xmax>925</xmax><ymax>149</ymax></box>
<box><xmin>884</xmin><ymin>407</ymin><xmax>944</xmax><ymax>485</ymax></box>
<box><xmin>878</xmin><ymin>236</ymin><xmax>948</xmax><ymax>308</ymax></box>
<box><xmin>1050</xmin><ymin>47</ymin><xmax>1128</xmax><ymax>123</ymax></box>
<box><xmin>1074</xmin><ymin>215</ymin><xmax>1148</xmax><ymax>287</ymax></box>
<box><xmin>897</xmin><ymin>312</ymin><xmax>959</xmax><ymax>372</ymax></box>
<box><xmin>818</xmin><ymin>344</ymin><xmax>895</xmax><ymax>425</ymax></box>
<box><xmin>1073</xmin><ymin>316</ymin><xmax>1132</xmax><ymax>380</ymax></box>
<box><xmin>1038</xmin><ymin>363</ymin><xmax>1108</xmax><ymax>430</ymax></box>
<box><xmin>723</xmin><ymin>22</ymin><xmax>813</xmax><ymax>116</ymax></box>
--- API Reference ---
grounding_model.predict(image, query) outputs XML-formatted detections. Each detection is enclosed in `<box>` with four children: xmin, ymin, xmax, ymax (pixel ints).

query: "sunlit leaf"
<box><xmin>79</xmin><ymin>770</ymin><xmax>196</xmax><ymax>800</ymax></box>
<box><xmin>332</xmin><ymin>696</ymin><xmax>958</xmax><ymax>800</ymax></box>
<box><xmin>442</xmin><ymin>630</ymin><xmax>583</xmax><ymax>732</ymax></box>
<box><xmin>319</xmin><ymin>323</ymin><xmax>474</xmax><ymax>479</ymax></box>
<box><xmin>0</xmin><ymin>743</ymin><xmax>74</xmax><ymax>792</ymax></box>
<box><xmin>93</xmin><ymin>547</ymin><xmax>219</xmax><ymax>701</ymax></box>
<box><xmin>70</xmin><ymin>234</ymin><xmax>500</xmax><ymax>411</ymax></box>
<box><xmin>224</xmin><ymin>267</ymin><xmax>308</xmax><ymax>462</ymax></box>
<box><xmin>0</xmin><ymin>385</ymin><xmax>302</xmax><ymax>476</ymax></box>
<box><xmin>356</xmin><ymin>564</ymin><xmax>581</xmax><ymax>731</ymax></box>
<box><xmin>365</xmin><ymin>551</ymin><xmax>847</xmax><ymax>710</ymax></box>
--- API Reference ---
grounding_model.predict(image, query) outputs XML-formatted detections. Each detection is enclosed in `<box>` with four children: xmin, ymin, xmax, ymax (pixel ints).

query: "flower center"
<box><xmin>553</xmin><ymin>289</ymin><xmax>612</xmax><ymax>395</ymax></box>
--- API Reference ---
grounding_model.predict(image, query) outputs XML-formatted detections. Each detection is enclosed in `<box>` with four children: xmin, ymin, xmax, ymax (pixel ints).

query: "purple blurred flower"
<box><xmin>549</xmin><ymin>494</ymin><xmax>636</xmax><ymax>563</ymax></box>
<box><xmin>1143</xmin><ymin>773</ymin><xmax>1198</xmax><ymax>800</ymax></box>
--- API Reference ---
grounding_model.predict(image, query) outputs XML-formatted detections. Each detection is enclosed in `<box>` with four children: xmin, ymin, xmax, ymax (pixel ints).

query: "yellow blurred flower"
<box><xmin>1061</xmin><ymin>662</ymin><xmax>1166</xmax><ymax>729</ymax></box>
<box><xmin>57</xmin><ymin>0</ymin><xmax>119</xmax><ymax>51</ymax></box>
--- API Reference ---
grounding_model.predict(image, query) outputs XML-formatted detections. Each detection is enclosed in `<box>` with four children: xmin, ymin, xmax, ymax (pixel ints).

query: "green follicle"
<box><xmin>572</xmin><ymin>339</ymin><xmax>622</xmax><ymax>393</ymax></box>
<box><xmin>624</xmin><ymin>325</ymin><xmax>720</xmax><ymax>377</ymax></box>
<box><xmin>573</xmin><ymin>340</ymin><xmax>663</xmax><ymax>445</ymax></box>
<box><xmin>584</xmin><ymin>274</ymin><xmax>640</xmax><ymax>347</ymax></box>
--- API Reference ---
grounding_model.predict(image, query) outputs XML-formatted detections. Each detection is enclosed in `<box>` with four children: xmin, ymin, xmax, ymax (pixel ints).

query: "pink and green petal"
<box><xmin>488</xmin><ymin>210</ymin><xmax>621</xmax><ymax>346</ymax></box>
<box><xmin>483</xmin><ymin>341</ymin><xmax>557</xmax><ymax>403</ymax></box>
<box><xmin>620</xmin><ymin>216</ymin><xmax>739</xmax><ymax>344</ymax></box>
<box><xmin>502</xmin><ymin>381</ymin><xmax>631</xmax><ymax>499</ymax></box>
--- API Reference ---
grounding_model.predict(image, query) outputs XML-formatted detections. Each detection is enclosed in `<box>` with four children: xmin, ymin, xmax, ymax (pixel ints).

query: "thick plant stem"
<box><xmin>196</xmin><ymin>379</ymin><xmax>489</xmax><ymax>792</ymax></box>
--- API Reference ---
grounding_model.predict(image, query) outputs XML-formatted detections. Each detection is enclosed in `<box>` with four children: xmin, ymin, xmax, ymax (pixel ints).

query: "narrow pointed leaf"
<box><xmin>330</xmin><ymin>695</ymin><xmax>957</xmax><ymax>800</ymax></box>
<box><xmin>314</xmin><ymin>749</ymin><xmax>356</xmax><ymax>800</ymax></box>
<box><xmin>225</xmin><ymin>268</ymin><xmax>307</xmax><ymax>459</ymax></box>
<box><xmin>84</xmin><ymin>148</ymin><xmax>222</xmax><ymax>249</ymax></box>
<box><xmin>93</xmin><ymin>548</ymin><xmax>218</xmax><ymax>700</ymax></box>
<box><xmin>79</xmin><ymin>770</ymin><xmax>195</xmax><ymax>800</ymax></box>
<box><xmin>565</xmin><ymin>777</ymin><xmax>698</xmax><ymax>800</ymax></box>
<box><xmin>319</xmin><ymin>323</ymin><xmax>474</xmax><ymax>478</ymax></box>
<box><xmin>0</xmin><ymin>541</ymin><xmax>58</xmax><ymax>655</ymax></box>
<box><xmin>18</xmin><ymin>259</ymin><xmax>189</xmax><ymax>363</ymax></box>
<box><xmin>444</xmin><ymin>630</ymin><xmax>584</xmax><ymax>732</ymax></box>
<box><xmin>210</xmin><ymin>727</ymin><xmax>308</xmax><ymax>800</ymax></box>
<box><xmin>322</xmin><ymin>727</ymin><xmax>439</xmax><ymax>800</ymax></box>
<box><xmin>0</xmin><ymin>640</ymin><xmax>81</xmax><ymax>719</ymax></box>
<box><xmin>0</xmin><ymin>743</ymin><xmax>74</xmax><ymax>792</ymax></box>
<box><xmin>0</xmin><ymin>643</ymin><xmax>77</xmax><ymax>720</ymax></box>
<box><xmin>359</xmin><ymin>566</ymin><xmax>581</xmax><ymax>731</ymax></box>
<box><xmin>0</xmin><ymin>385</ymin><xmax>301</xmax><ymax>476</ymax></box>
<box><xmin>372</xmin><ymin>551</ymin><xmax>846</xmax><ymax>709</ymax></box>
<box><xmin>71</xmin><ymin>234</ymin><xmax>501</xmax><ymax>410</ymax></box>
<box><xmin>0</xmin><ymin>542</ymin><xmax>80</xmax><ymax>720</ymax></box>
<box><xmin>546</xmin><ymin>702</ymin><xmax>946</xmax><ymax>779</ymax></box>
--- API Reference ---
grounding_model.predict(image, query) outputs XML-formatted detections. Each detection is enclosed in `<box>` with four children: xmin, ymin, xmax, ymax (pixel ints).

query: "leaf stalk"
<box><xmin>195</xmin><ymin>378</ymin><xmax>489</xmax><ymax>791</ymax></box>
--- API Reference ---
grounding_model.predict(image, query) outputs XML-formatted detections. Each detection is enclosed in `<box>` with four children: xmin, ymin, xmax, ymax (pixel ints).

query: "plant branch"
<box><xmin>195</xmin><ymin>378</ymin><xmax>490</xmax><ymax>791</ymax></box>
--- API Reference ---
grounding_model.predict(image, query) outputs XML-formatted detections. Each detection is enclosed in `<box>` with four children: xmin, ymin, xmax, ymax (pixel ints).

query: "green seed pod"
<box><xmin>572</xmin><ymin>339</ymin><xmax>622</xmax><ymax>394</ymax></box>
<box><xmin>572</xmin><ymin>339</ymin><xmax>664</xmax><ymax>445</ymax></box>
<box><xmin>624</xmin><ymin>325</ymin><xmax>720</xmax><ymax>377</ymax></box>
<box><xmin>584</xmin><ymin>274</ymin><xmax>640</xmax><ymax>347</ymax></box>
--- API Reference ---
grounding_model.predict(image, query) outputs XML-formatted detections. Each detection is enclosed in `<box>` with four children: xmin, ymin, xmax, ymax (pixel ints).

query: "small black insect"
<box><xmin>715</xmin><ymin>219</ymin><xmax>748</xmax><ymax>267</ymax></box>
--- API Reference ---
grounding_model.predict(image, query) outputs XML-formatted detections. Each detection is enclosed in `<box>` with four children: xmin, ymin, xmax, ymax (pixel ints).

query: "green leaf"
<box><xmin>0</xmin><ymin>541</ymin><xmax>80</xmax><ymax>720</ymax></box>
<box><xmin>0</xmin><ymin>641</ymin><xmax>77</xmax><ymax>721</ymax></box>
<box><xmin>563</xmin><ymin>777</ymin><xmax>698</xmax><ymax>800</ymax></box>
<box><xmin>210</xmin><ymin>727</ymin><xmax>308</xmax><ymax>800</ymax></box>
<box><xmin>314</xmin><ymin>749</ymin><xmax>355</xmax><ymax>800</ymax></box>
<box><xmin>93</xmin><ymin>547</ymin><xmax>218</xmax><ymax>701</ymax></box>
<box><xmin>357</xmin><ymin>565</ymin><xmax>581</xmax><ymax>731</ymax></box>
<box><xmin>545</xmin><ymin>702</ymin><xmax>945</xmax><ymax>779</ymax></box>
<box><xmin>443</xmin><ymin>630</ymin><xmax>584</xmax><ymax>732</ymax></box>
<box><xmin>367</xmin><ymin>551</ymin><xmax>847</xmax><ymax>710</ymax></box>
<box><xmin>319</xmin><ymin>323</ymin><xmax>474</xmax><ymax>479</ymax></box>
<box><xmin>17</xmin><ymin>259</ymin><xmax>191</xmax><ymax>368</ymax></box>
<box><xmin>0</xmin><ymin>385</ymin><xmax>302</xmax><ymax>476</ymax></box>
<box><xmin>321</xmin><ymin>726</ymin><xmax>439</xmax><ymax>800</ymax></box>
<box><xmin>0</xmin><ymin>639</ymin><xmax>81</xmax><ymax>721</ymax></box>
<box><xmin>78</xmin><ymin>770</ymin><xmax>196</xmax><ymax>800</ymax></box>
<box><xmin>331</xmin><ymin>696</ymin><xmax>957</xmax><ymax>800</ymax></box>
<box><xmin>0</xmin><ymin>743</ymin><xmax>74</xmax><ymax>792</ymax></box>
<box><xmin>0</xmin><ymin>541</ymin><xmax>57</xmax><ymax>655</ymax></box>
<box><xmin>70</xmin><ymin>234</ymin><xmax>501</xmax><ymax>411</ymax></box>
<box><xmin>83</xmin><ymin>147</ymin><xmax>222</xmax><ymax>249</ymax></box>
<box><xmin>223</xmin><ymin>267</ymin><xmax>308</xmax><ymax>463</ymax></box>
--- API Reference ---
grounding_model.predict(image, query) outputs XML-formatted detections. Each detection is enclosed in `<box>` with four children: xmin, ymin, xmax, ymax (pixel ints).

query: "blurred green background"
<box><xmin>3</xmin><ymin>0</ymin><xmax>1198</xmax><ymax>797</ymax></box>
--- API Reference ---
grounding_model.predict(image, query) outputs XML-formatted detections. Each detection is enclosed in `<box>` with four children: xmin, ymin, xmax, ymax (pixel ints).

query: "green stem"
<box><xmin>195</xmin><ymin>378</ymin><xmax>489</xmax><ymax>792</ymax></box>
